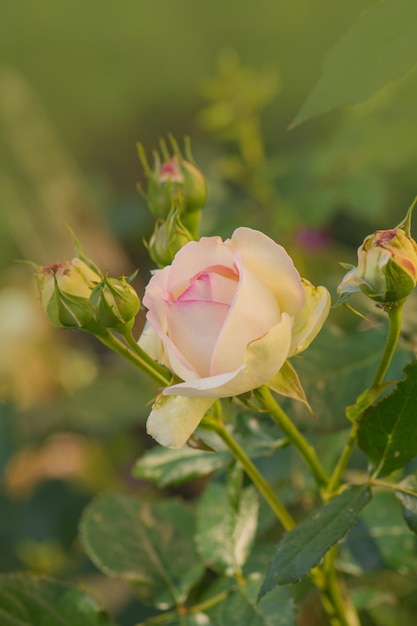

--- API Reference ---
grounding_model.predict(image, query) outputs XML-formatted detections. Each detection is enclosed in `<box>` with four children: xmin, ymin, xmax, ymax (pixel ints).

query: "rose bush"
<box><xmin>139</xmin><ymin>227</ymin><xmax>330</xmax><ymax>447</ymax></box>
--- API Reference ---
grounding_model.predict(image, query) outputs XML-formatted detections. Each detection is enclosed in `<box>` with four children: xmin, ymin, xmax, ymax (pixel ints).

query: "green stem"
<box><xmin>210</xmin><ymin>419</ymin><xmax>295</xmax><ymax>531</ymax></box>
<box><xmin>369</xmin><ymin>302</ymin><xmax>403</xmax><ymax>391</ymax></box>
<box><xmin>255</xmin><ymin>386</ymin><xmax>330</xmax><ymax>488</ymax></box>
<box><xmin>95</xmin><ymin>329</ymin><xmax>171</xmax><ymax>387</ymax></box>
<box><xmin>317</xmin><ymin>548</ymin><xmax>360</xmax><ymax>626</ymax></box>
<box><xmin>327</xmin><ymin>302</ymin><xmax>404</xmax><ymax>496</ymax></box>
<box><xmin>370</xmin><ymin>479</ymin><xmax>417</xmax><ymax>497</ymax></box>
<box><xmin>326</xmin><ymin>422</ymin><xmax>359</xmax><ymax>496</ymax></box>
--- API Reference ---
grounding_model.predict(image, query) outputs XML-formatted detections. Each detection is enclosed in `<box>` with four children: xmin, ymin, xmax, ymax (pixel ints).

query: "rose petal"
<box><xmin>289</xmin><ymin>280</ymin><xmax>330</xmax><ymax>356</ymax></box>
<box><xmin>167</xmin><ymin>299</ymin><xmax>230</xmax><ymax>376</ymax></box>
<box><xmin>163</xmin><ymin>312</ymin><xmax>293</xmax><ymax>398</ymax></box>
<box><xmin>229</xmin><ymin>228</ymin><xmax>305</xmax><ymax>316</ymax></box>
<box><xmin>146</xmin><ymin>394</ymin><xmax>215</xmax><ymax>448</ymax></box>
<box><xmin>138</xmin><ymin>320</ymin><xmax>165</xmax><ymax>362</ymax></box>
<box><xmin>166</xmin><ymin>237</ymin><xmax>236</xmax><ymax>299</ymax></box>
<box><xmin>211</xmin><ymin>257</ymin><xmax>281</xmax><ymax>375</ymax></box>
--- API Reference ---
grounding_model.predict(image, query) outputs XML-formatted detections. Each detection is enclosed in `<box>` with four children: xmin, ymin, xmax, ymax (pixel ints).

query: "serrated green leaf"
<box><xmin>195</xmin><ymin>482</ymin><xmax>259</xmax><ymax>577</ymax></box>
<box><xmin>210</xmin><ymin>575</ymin><xmax>295</xmax><ymax>626</ymax></box>
<box><xmin>358</xmin><ymin>361</ymin><xmax>417</xmax><ymax>477</ymax></box>
<box><xmin>133</xmin><ymin>446</ymin><xmax>231</xmax><ymax>488</ymax></box>
<box><xmin>292</xmin><ymin>0</ymin><xmax>417</xmax><ymax>127</ymax></box>
<box><xmin>259</xmin><ymin>485</ymin><xmax>372</xmax><ymax>595</ymax></box>
<box><xmin>267</xmin><ymin>360</ymin><xmax>315</xmax><ymax>417</ymax></box>
<box><xmin>80</xmin><ymin>493</ymin><xmax>204</xmax><ymax>609</ymax></box>
<box><xmin>394</xmin><ymin>473</ymin><xmax>417</xmax><ymax>534</ymax></box>
<box><xmin>0</xmin><ymin>575</ymin><xmax>116</xmax><ymax>626</ymax></box>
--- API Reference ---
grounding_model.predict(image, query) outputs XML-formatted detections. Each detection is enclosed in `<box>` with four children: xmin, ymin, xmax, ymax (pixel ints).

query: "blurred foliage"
<box><xmin>2</xmin><ymin>0</ymin><xmax>417</xmax><ymax>623</ymax></box>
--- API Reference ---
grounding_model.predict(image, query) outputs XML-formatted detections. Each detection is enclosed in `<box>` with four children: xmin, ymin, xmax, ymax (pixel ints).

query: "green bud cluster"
<box><xmin>35</xmin><ymin>255</ymin><xmax>140</xmax><ymax>333</ymax></box>
<box><xmin>137</xmin><ymin>135</ymin><xmax>207</xmax><ymax>219</ymax></box>
<box><xmin>138</xmin><ymin>135</ymin><xmax>207</xmax><ymax>267</ymax></box>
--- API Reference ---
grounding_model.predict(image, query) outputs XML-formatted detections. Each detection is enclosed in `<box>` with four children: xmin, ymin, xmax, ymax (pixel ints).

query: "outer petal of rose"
<box><xmin>229</xmin><ymin>227</ymin><xmax>305</xmax><ymax>316</ymax></box>
<box><xmin>163</xmin><ymin>312</ymin><xmax>293</xmax><ymax>398</ymax></box>
<box><xmin>146</xmin><ymin>395</ymin><xmax>215</xmax><ymax>448</ymax></box>
<box><xmin>138</xmin><ymin>320</ymin><xmax>165</xmax><ymax>362</ymax></box>
<box><xmin>289</xmin><ymin>280</ymin><xmax>330</xmax><ymax>356</ymax></box>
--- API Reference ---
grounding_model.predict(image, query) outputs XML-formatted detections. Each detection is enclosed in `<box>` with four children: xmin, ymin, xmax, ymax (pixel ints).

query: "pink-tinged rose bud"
<box><xmin>338</xmin><ymin>211</ymin><xmax>417</xmax><ymax>305</ymax></box>
<box><xmin>89</xmin><ymin>276</ymin><xmax>140</xmax><ymax>330</ymax></box>
<box><xmin>36</xmin><ymin>258</ymin><xmax>101</xmax><ymax>328</ymax></box>
<box><xmin>139</xmin><ymin>227</ymin><xmax>330</xmax><ymax>447</ymax></box>
<box><xmin>137</xmin><ymin>137</ymin><xmax>207</xmax><ymax>218</ymax></box>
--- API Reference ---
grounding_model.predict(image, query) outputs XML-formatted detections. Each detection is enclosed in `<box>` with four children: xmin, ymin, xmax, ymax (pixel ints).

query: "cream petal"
<box><xmin>337</xmin><ymin>267</ymin><xmax>363</xmax><ymax>296</ymax></box>
<box><xmin>138</xmin><ymin>321</ymin><xmax>165</xmax><ymax>362</ymax></box>
<box><xmin>146</xmin><ymin>395</ymin><xmax>215</xmax><ymax>448</ymax></box>
<box><xmin>229</xmin><ymin>227</ymin><xmax>305</xmax><ymax>316</ymax></box>
<box><xmin>211</xmin><ymin>257</ymin><xmax>281</xmax><ymax>375</ymax></box>
<box><xmin>289</xmin><ymin>280</ymin><xmax>330</xmax><ymax>356</ymax></box>
<box><xmin>163</xmin><ymin>313</ymin><xmax>294</xmax><ymax>398</ymax></box>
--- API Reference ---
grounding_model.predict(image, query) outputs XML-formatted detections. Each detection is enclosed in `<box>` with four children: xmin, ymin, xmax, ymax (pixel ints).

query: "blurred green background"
<box><xmin>2</xmin><ymin>1</ymin><xmax>417</xmax><ymax>623</ymax></box>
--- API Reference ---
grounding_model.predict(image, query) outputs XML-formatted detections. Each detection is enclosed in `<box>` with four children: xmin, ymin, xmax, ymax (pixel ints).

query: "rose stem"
<box><xmin>94</xmin><ymin>328</ymin><xmax>171</xmax><ymax>387</ymax></box>
<box><xmin>209</xmin><ymin>418</ymin><xmax>295</xmax><ymax>531</ymax></box>
<box><xmin>254</xmin><ymin>386</ymin><xmax>329</xmax><ymax>488</ymax></box>
<box><xmin>326</xmin><ymin>302</ymin><xmax>403</xmax><ymax>495</ymax></box>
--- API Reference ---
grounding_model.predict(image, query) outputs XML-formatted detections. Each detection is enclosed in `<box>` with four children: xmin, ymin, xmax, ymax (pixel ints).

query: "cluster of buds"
<box><xmin>138</xmin><ymin>135</ymin><xmax>207</xmax><ymax>266</ymax></box>
<box><xmin>35</xmin><ymin>254</ymin><xmax>140</xmax><ymax>333</ymax></box>
<box><xmin>338</xmin><ymin>201</ymin><xmax>417</xmax><ymax>307</ymax></box>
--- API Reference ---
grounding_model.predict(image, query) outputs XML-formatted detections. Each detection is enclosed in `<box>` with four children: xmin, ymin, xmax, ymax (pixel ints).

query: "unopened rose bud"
<box><xmin>148</xmin><ymin>207</ymin><xmax>194</xmax><ymax>268</ymax></box>
<box><xmin>137</xmin><ymin>136</ymin><xmax>207</xmax><ymax>218</ymax></box>
<box><xmin>338</xmin><ymin>203</ymin><xmax>417</xmax><ymax>305</ymax></box>
<box><xmin>36</xmin><ymin>258</ymin><xmax>101</xmax><ymax>328</ymax></box>
<box><xmin>89</xmin><ymin>276</ymin><xmax>140</xmax><ymax>330</ymax></box>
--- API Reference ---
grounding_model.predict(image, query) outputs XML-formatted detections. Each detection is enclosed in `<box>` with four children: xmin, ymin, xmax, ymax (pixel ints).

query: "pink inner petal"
<box><xmin>167</xmin><ymin>298</ymin><xmax>231</xmax><ymax>377</ymax></box>
<box><xmin>177</xmin><ymin>266</ymin><xmax>238</xmax><ymax>305</ymax></box>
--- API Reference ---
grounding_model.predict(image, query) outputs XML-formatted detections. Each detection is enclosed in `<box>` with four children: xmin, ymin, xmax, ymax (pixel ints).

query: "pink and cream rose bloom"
<box><xmin>139</xmin><ymin>227</ymin><xmax>330</xmax><ymax>448</ymax></box>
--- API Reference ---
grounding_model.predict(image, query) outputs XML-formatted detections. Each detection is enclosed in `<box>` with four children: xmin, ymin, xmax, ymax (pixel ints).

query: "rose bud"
<box><xmin>137</xmin><ymin>136</ymin><xmax>207</xmax><ymax>218</ymax></box>
<box><xmin>147</xmin><ymin>207</ymin><xmax>194</xmax><ymax>268</ymax></box>
<box><xmin>36</xmin><ymin>258</ymin><xmax>101</xmax><ymax>329</ymax></box>
<box><xmin>89</xmin><ymin>276</ymin><xmax>140</xmax><ymax>330</ymax></box>
<box><xmin>338</xmin><ymin>205</ymin><xmax>417</xmax><ymax>305</ymax></box>
<box><xmin>139</xmin><ymin>227</ymin><xmax>330</xmax><ymax>448</ymax></box>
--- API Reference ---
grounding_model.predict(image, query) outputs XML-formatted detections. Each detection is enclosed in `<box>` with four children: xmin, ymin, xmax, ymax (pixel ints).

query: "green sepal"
<box><xmin>267</xmin><ymin>360</ymin><xmax>316</xmax><ymax>417</ymax></box>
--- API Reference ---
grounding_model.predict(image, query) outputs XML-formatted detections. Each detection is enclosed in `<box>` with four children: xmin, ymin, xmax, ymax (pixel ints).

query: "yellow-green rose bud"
<box><xmin>89</xmin><ymin>276</ymin><xmax>140</xmax><ymax>330</ymax></box>
<box><xmin>137</xmin><ymin>138</ymin><xmax>207</xmax><ymax>218</ymax></box>
<box><xmin>338</xmin><ymin>226</ymin><xmax>417</xmax><ymax>305</ymax></box>
<box><xmin>36</xmin><ymin>258</ymin><xmax>101</xmax><ymax>328</ymax></box>
<box><xmin>148</xmin><ymin>208</ymin><xmax>194</xmax><ymax>268</ymax></box>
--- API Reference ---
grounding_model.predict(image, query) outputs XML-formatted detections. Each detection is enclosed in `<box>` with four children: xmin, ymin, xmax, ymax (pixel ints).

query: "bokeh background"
<box><xmin>2</xmin><ymin>1</ymin><xmax>417</xmax><ymax>623</ymax></box>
